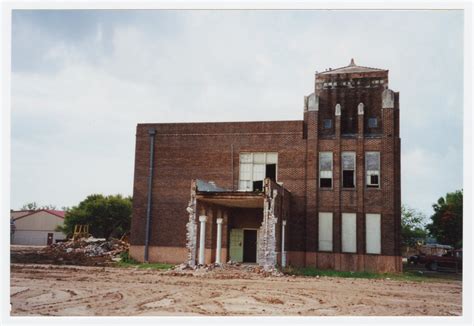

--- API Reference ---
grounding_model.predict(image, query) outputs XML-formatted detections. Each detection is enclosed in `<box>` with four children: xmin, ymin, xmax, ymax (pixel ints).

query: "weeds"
<box><xmin>282</xmin><ymin>266</ymin><xmax>451</xmax><ymax>282</ymax></box>
<box><xmin>115</xmin><ymin>251</ymin><xmax>174</xmax><ymax>270</ymax></box>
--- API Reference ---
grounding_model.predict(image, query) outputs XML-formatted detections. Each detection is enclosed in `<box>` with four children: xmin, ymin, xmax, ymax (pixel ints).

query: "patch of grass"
<box><xmin>282</xmin><ymin>266</ymin><xmax>448</xmax><ymax>282</ymax></box>
<box><xmin>117</xmin><ymin>261</ymin><xmax>174</xmax><ymax>270</ymax></box>
<box><xmin>114</xmin><ymin>251</ymin><xmax>174</xmax><ymax>270</ymax></box>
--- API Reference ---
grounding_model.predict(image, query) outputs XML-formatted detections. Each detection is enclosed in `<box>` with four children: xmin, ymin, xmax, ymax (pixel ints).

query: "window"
<box><xmin>368</xmin><ymin>118</ymin><xmax>378</xmax><ymax>128</ymax></box>
<box><xmin>342</xmin><ymin>152</ymin><xmax>355</xmax><ymax>188</ymax></box>
<box><xmin>319</xmin><ymin>212</ymin><xmax>333</xmax><ymax>251</ymax></box>
<box><xmin>366</xmin><ymin>214</ymin><xmax>381</xmax><ymax>254</ymax></box>
<box><xmin>323</xmin><ymin>119</ymin><xmax>332</xmax><ymax>129</ymax></box>
<box><xmin>239</xmin><ymin>153</ymin><xmax>278</xmax><ymax>191</ymax></box>
<box><xmin>342</xmin><ymin>213</ymin><xmax>357</xmax><ymax>253</ymax></box>
<box><xmin>319</xmin><ymin>152</ymin><xmax>333</xmax><ymax>188</ymax></box>
<box><xmin>343</xmin><ymin>117</ymin><xmax>355</xmax><ymax>134</ymax></box>
<box><xmin>365</xmin><ymin>152</ymin><xmax>380</xmax><ymax>188</ymax></box>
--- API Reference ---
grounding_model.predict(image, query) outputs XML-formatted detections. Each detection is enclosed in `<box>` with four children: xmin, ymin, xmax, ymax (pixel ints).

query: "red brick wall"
<box><xmin>130</xmin><ymin>121</ymin><xmax>308</xmax><ymax>252</ymax></box>
<box><xmin>131</xmin><ymin>68</ymin><xmax>401</xmax><ymax>264</ymax></box>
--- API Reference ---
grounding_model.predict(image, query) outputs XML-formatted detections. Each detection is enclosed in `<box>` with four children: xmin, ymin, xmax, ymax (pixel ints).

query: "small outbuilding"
<box><xmin>10</xmin><ymin>210</ymin><xmax>66</xmax><ymax>245</ymax></box>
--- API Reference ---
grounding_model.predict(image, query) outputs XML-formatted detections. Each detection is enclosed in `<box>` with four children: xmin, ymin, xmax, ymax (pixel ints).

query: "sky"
<box><xmin>10</xmin><ymin>10</ymin><xmax>463</xmax><ymax>219</ymax></box>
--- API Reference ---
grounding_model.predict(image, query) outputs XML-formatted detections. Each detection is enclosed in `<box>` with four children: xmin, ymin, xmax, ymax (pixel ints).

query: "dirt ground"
<box><xmin>10</xmin><ymin>263</ymin><xmax>462</xmax><ymax>316</ymax></box>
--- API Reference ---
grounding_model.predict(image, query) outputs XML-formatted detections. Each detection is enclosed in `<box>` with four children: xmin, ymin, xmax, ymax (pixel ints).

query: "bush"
<box><xmin>119</xmin><ymin>251</ymin><xmax>138</xmax><ymax>264</ymax></box>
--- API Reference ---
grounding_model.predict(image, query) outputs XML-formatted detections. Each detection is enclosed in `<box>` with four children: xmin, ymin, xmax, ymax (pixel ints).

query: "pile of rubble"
<box><xmin>11</xmin><ymin>237</ymin><xmax>129</xmax><ymax>266</ymax></box>
<box><xmin>167</xmin><ymin>261</ymin><xmax>284</xmax><ymax>278</ymax></box>
<box><xmin>48</xmin><ymin>237</ymin><xmax>128</xmax><ymax>259</ymax></box>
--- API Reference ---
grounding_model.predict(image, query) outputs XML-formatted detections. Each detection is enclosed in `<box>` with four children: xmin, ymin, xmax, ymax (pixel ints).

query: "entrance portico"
<box><xmin>185</xmin><ymin>179</ymin><xmax>290</xmax><ymax>270</ymax></box>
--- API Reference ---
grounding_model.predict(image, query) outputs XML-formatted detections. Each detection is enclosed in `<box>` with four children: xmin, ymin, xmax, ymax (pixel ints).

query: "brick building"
<box><xmin>130</xmin><ymin>59</ymin><xmax>402</xmax><ymax>272</ymax></box>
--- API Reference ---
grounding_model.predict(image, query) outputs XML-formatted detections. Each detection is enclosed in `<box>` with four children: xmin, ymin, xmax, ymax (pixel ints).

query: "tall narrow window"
<box><xmin>365</xmin><ymin>152</ymin><xmax>380</xmax><ymax>188</ymax></box>
<box><xmin>318</xmin><ymin>212</ymin><xmax>333</xmax><ymax>251</ymax></box>
<box><xmin>342</xmin><ymin>213</ymin><xmax>357</xmax><ymax>253</ymax></box>
<box><xmin>342</xmin><ymin>152</ymin><xmax>356</xmax><ymax>188</ymax></box>
<box><xmin>366</xmin><ymin>213</ymin><xmax>381</xmax><ymax>254</ymax></box>
<box><xmin>239</xmin><ymin>153</ymin><xmax>278</xmax><ymax>191</ymax></box>
<box><xmin>319</xmin><ymin>152</ymin><xmax>333</xmax><ymax>188</ymax></box>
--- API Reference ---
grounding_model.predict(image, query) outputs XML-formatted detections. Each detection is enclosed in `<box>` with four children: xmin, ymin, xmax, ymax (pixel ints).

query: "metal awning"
<box><xmin>195</xmin><ymin>179</ymin><xmax>264</xmax><ymax>208</ymax></box>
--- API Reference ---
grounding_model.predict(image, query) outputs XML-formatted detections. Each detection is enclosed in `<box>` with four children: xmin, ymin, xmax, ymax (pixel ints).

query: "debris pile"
<box><xmin>48</xmin><ymin>237</ymin><xmax>129</xmax><ymax>258</ymax></box>
<box><xmin>11</xmin><ymin>237</ymin><xmax>129</xmax><ymax>266</ymax></box>
<box><xmin>168</xmin><ymin>261</ymin><xmax>284</xmax><ymax>278</ymax></box>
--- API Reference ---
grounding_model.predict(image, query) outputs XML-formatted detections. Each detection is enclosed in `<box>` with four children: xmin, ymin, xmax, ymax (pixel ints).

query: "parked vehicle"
<box><xmin>408</xmin><ymin>254</ymin><xmax>428</xmax><ymax>265</ymax></box>
<box><xmin>424</xmin><ymin>249</ymin><xmax>462</xmax><ymax>272</ymax></box>
<box><xmin>408</xmin><ymin>243</ymin><xmax>453</xmax><ymax>266</ymax></box>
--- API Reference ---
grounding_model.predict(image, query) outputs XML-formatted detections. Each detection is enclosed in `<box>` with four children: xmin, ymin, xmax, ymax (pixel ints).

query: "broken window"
<box><xmin>368</xmin><ymin>117</ymin><xmax>378</xmax><ymax>128</ymax></box>
<box><xmin>239</xmin><ymin>152</ymin><xmax>278</xmax><ymax>191</ymax></box>
<box><xmin>265</xmin><ymin>164</ymin><xmax>276</xmax><ymax>181</ymax></box>
<box><xmin>319</xmin><ymin>152</ymin><xmax>333</xmax><ymax>188</ymax></box>
<box><xmin>365</xmin><ymin>152</ymin><xmax>380</xmax><ymax>188</ymax></box>
<box><xmin>323</xmin><ymin>119</ymin><xmax>332</xmax><ymax>129</ymax></box>
<box><xmin>342</xmin><ymin>152</ymin><xmax>355</xmax><ymax>188</ymax></box>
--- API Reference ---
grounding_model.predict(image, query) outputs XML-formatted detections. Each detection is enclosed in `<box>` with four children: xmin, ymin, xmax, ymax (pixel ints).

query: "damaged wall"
<box><xmin>130</xmin><ymin>121</ymin><xmax>306</xmax><ymax>254</ymax></box>
<box><xmin>257</xmin><ymin>179</ymin><xmax>290</xmax><ymax>270</ymax></box>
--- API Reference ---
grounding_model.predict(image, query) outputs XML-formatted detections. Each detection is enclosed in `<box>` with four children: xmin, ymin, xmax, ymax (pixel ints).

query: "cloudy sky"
<box><xmin>11</xmin><ymin>10</ymin><xmax>463</xmax><ymax>218</ymax></box>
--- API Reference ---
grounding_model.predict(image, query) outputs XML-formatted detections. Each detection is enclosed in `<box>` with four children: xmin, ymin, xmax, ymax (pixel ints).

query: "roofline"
<box><xmin>137</xmin><ymin>119</ymin><xmax>302</xmax><ymax>127</ymax></box>
<box><xmin>12</xmin><ymin>209</ymin><xmax>66</xmax><ymax>221</ymax></box>
<box><xmin>317</xmin><ymin>65</ymin><xmax>388</xmax><ymax>75</ymax></box>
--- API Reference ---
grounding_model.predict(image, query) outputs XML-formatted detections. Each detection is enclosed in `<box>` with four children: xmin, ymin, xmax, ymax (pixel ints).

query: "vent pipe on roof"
<box><xmin>144</xmin><ymin>128</ymin><xmax>157</xmax><ymax>263</ymax></box>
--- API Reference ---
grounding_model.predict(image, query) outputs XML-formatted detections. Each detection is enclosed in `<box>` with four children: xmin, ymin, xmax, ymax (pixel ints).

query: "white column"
<box><xmin>215</xmin><ymin>218</ymin><xmax>223</xmax><ymax>264</ymax></box>
<box><xmin>281</xmin><ymin>220</ymin><xmax>287</xmax><ymax>268</ymax></box>
<box><xmin>198</xmin><ymin>215</ymin><xmax>207</xmax><ymax>265</ymax></box>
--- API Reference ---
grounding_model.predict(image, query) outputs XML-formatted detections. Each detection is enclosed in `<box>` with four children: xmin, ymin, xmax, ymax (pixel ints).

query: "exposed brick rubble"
<box><xmin>257</xmin><ymin>183</ymin><xmax>278</xmax><ymax>271</ymax></box>
<box><xmin>185</xmin><ymin>181</ymin><xmax>198</xmax><ymax>266</ymax></box>
<box><xmin>10</xmin><ymin>238</ymin><xmax>129</xmax><ymax>266</ymax></box>
<box><xmin>169</xmin><ymin>261</ymin><xmax>284</xmax><ymax>278</ymax></box>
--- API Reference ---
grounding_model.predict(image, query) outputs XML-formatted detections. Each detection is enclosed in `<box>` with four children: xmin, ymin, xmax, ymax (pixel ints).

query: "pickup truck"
<box><xmin>424</xmin><ymin>249</ymin><xmax>462</xmax><ymax>272</ymax></box>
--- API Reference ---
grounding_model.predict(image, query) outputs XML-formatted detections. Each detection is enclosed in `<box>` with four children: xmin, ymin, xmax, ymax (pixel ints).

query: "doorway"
<box><xmin>229</xmin><ymin>228</ymin><xmax>258</xmax><ymax>263</ymax></box>
<box><xmin>47</xmin><ymin>233</ymin><xmax>54</xmax><ymax>245</ymax></box>
<box><xmin>243</xmin><ymin>229</ymin><xmax>257</xmax><ymax>263</ymax></box>
<box><xmin>229</xmin><ymin>229</ymin><xmax>243</xmax><ymax>262</ymax></box>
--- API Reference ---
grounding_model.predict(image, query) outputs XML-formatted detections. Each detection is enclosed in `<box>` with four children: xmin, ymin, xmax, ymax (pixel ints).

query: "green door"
<box><xmin>229</xmin><ymin>229</ymin><xmax>244</xmax><ymax>262</ymax></box>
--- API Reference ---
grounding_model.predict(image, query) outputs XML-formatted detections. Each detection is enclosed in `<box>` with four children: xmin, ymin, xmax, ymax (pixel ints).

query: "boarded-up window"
<box><xmin>342</xmin><ymin>152</ymin><xmax>356</xmax><ymax>188</ymax></box>
<box><xmin>366</xmin><ymin>213</ymin><xmax>381</xmax><ymax>254</ymax></box>
<box><xmin>342</xmin><ymin>213</ymin><xmax>357</xmax><ymax>253</ymax></box>
<box><xmin>239</xmin><ymin>153</ymin><xmax>278</xmax><ymax>191</ymax></box>
<box><xmin>319</xmin><ymin>152</ymin><xmax>333</xmax><ymax>188</ymax></box>
<box><xmin>365</xmin><ymin>152</ymin><xmax>380</xmax><ymax>188</ymax></box>
<box><xmin>318</xmin><ymin>212</ymin><xmax>333</xmax><ymax>251</ymax></box>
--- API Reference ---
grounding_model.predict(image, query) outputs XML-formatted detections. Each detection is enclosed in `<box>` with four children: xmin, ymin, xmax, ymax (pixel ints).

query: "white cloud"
<box><xmin>10</xmin><ymin>10</ymin><xmax>463</xmax><ymax>211</ymax></box>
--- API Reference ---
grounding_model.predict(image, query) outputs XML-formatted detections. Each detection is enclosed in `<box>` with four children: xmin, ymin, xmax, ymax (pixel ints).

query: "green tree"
<box><xmin>20</xmin><ymin>202</ymin><xmax>57</xmax><ymax>210</ymax></box>
<box><xmin>401</xmin><ymin>205</ymin><xmax>428</xmax><ymax>247</ymax></box>
<box><xmin>21</xmin><ymin>202</ymin><xmax>38</xmax><ymax>210</ymax></box>
<box><xmin>426</xmin><ymin>190</ymin><xmax>463</xmax><ymax>248</ymax></box>
<box><xmin>57</xmin><ymin>194</ymin><xmax>132</xmax><ymax>240</ymax></box>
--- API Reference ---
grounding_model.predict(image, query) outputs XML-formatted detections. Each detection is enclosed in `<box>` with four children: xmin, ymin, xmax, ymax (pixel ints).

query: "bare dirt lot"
<box><xmin>10</xmin><ymin>263</ymin><xmax>462</xmax><ymax>316</ymax></box>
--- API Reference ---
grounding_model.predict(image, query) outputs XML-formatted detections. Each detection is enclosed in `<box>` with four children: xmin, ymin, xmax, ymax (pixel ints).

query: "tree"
<box><xmin>21</xmin><ymin>202</ymin><xmax>38</xmax><ymax>210</ymax></box>
<box><xmin>426</xmin><ymin>190</ymin><xmax>463</xmax><ymax>248</ymax></box>
<box><xmin>20</xmin><ymin>202</ymin><xmax>57</xmax><ymax>210</ymax></box>
<box><xmin>401</xmin><ymin>205</ymin><xmax>428</xmax><ymax>247</ymax></box>
<box><xmin>56</xmin><ymin>194</ymin><xmax>132</xmax><ymax>240</ymax></box>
